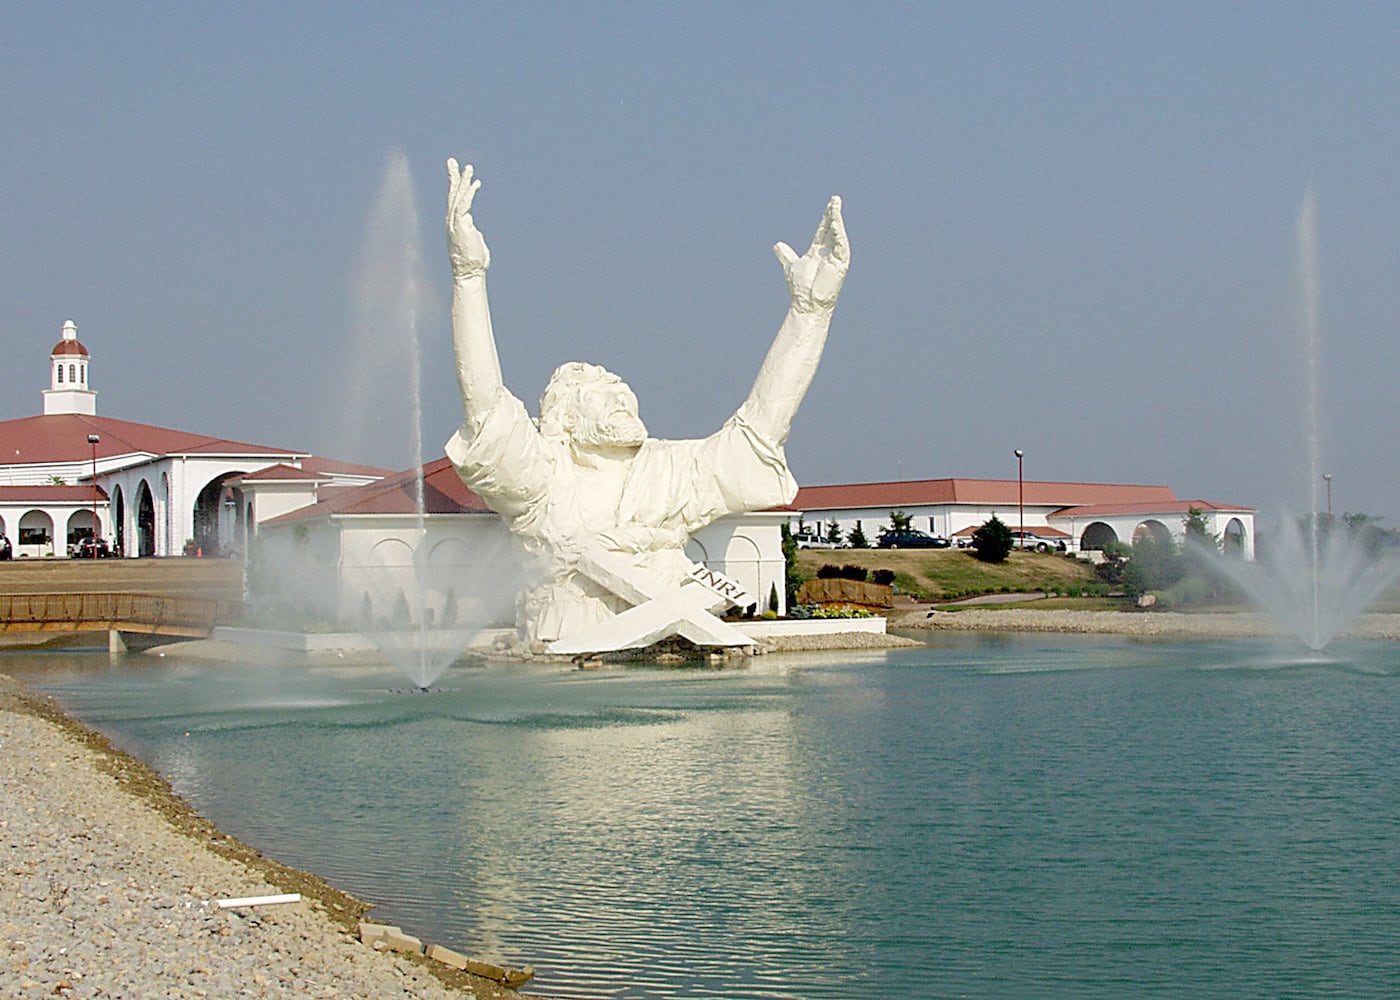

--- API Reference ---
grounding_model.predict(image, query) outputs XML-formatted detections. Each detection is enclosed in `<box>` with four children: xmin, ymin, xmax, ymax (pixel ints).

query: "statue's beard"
<box><xmin>574</xmin><ymin>411</ymin><xmax>648</xmax><ymax>450</ymax></box>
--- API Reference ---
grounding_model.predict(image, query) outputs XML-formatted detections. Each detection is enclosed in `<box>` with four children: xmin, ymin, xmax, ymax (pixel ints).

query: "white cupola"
<box><xmin>43</xmin><ymin>319</ymin><xmax>97</xmax><ymax>415</ymax></box>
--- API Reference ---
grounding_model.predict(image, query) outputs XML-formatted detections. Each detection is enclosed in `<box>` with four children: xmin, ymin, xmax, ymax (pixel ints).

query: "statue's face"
<box><xmin>572</xmin><ymin>379</ymin><xmax>647</xmax><ymax>450</ymax></box>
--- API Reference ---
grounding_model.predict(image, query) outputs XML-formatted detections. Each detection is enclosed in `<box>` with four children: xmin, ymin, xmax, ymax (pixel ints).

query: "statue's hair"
<box><xmin>537</xmin><ymin>362</ymin><xmax>623</xmax><ymax>440</ymax></box>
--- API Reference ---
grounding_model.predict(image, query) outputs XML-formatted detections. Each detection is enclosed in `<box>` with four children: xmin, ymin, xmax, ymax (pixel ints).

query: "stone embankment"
<box><xmin>759</xmin><ymin>629</ymin><xmax>919</xmax><ymax>652</ymax></box>
<box><xmin>0</xmin><ymin>677</ymin><xmax>526</xmax><ymax>999</ymax></box>
<box><xmin>891</xmin><ymin>607</ymin><xmax>1400</xmax><ymax>641</ymax></box>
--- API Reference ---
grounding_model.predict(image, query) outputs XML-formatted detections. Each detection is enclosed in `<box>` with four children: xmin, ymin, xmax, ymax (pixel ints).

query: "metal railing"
<box><xmin>0</xmin><ymin>592</ymin><xmax>242</xmax><ymax>635</ymax></box>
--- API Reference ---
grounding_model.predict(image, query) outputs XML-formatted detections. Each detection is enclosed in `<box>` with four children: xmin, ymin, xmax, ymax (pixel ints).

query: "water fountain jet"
<box><xmin>350</xmin><ymin>151</ymin><xmax>478</xmax><ymax>688</ymax></box>
<box><xmin>1204</xmin><ymin>189</ymin><xmax>1400</xmax><ymax>650</ymax></box>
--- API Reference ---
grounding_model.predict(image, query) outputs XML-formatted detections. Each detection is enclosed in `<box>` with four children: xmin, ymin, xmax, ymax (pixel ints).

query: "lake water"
<box><xmin>14</xmin><ymin>634</ymin><xmax>1400</xmax><ymax>998</ymax></box>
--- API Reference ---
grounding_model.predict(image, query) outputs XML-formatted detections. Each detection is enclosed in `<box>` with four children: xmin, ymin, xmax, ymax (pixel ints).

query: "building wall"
<box><xmin>1049</xmin><ymin>511</ymin><xmax>1256</xmax><ymax>559</ymax></box>
<box><xmin>254</xmin><ymin>509</ymin><xmax>790</xmax><ymax>632</ymax></box>
<box><xmin>103</xmin><ymin>455</ymin><xmax>298</xmax><ymax>556</ymax></box>
<box><xmin>794</xmin><ymin>504</ymin><xmax>1256</xmax><ymax>559</ymax></box>
<box><xmin>0</xmin><ymin>501</ymin><xmax>109</xmax><ymax>558</ymax></box>
<box><xmin>793</xmin><ymin>504</ymin><xmax>1064</xmax><ymax>547</ymax></box>
<box><xmin>246</xmin><ymin>484</ymin><xmax>320</xmax><ymax>530</ymax></box>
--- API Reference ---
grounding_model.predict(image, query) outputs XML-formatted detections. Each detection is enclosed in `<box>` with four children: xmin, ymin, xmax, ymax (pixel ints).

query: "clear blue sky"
<box><xmin>4</xmin><ymin>3</ymin><xmax>1397</xmax><ymax>524</ymax></box>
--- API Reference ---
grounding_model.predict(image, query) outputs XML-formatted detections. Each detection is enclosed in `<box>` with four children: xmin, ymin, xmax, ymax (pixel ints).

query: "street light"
<box><xmin>1014</xmin><ymin>449</ymin><xmax>1025</xmax><ymax>550</ymax></box>
<box><xmin>87</xmin><ymin>434</ymin><xmax>100</xmax><ymax>558</ymax></box>
<box><xmin>1323</xmin><ymin>473</ymin><xmax>1333</xmax><ymax>518</ymax></box>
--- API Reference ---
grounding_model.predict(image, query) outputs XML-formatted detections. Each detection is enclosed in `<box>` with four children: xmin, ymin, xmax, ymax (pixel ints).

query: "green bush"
<box><xmin>971</xmin><ymin>515</ymin><xmax>1014</xmax><ymax>563</ymax></box>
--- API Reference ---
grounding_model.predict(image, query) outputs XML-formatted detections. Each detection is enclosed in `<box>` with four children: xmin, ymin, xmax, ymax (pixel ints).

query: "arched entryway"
<box><xmin>66</xmin><ymin>510</ymin><xmax>99</xmax><ymax>554</ymax></box>
<box><xmin>1080</xmin><ymin>521</ymin><xmax>1118</xmax><ymax>551</ymax></box>
<box><xmin>19</xmin><ymin>510</ymin><xmax>55</xmax><ymax>557</ymax></box>
<box><xmin>1133</xmin><ymin>520</ymin><xmax>1172</xmax><ymax>545</ymax></box>
<box><xmin>136</xmin><ymin>480</ymin><xmax>156</xmax><ymax>557</ymax></box>
<box><xmin>112</xmin><ymin>486</ymin><xmax>126</xmax><ymax>556</ymax></box>
<box><xmin>1223</xmin><ymin>517</ymin><xmax>1247</xmax><ymax>558</ymax></box>
<box><xmin>193</xmin><ymin>473</ymin><xmax>248</xmax><ymax>557</ymax></box>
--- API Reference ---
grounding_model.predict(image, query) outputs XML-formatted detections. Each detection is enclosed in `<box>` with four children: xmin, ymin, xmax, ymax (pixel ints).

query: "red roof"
<box><xmin>297</xmin><ymin>454</ymin><xmax>393</xmax><ymax>479</ymax></box>
<box><xmin>0</xmin><ymin>413</ymin><xmax>306</xmax><ymax>464</ymax></box>
<box><xmin>51</xmin><ymin>339</ymin><xmax>89</xmax><ymax>357</ymax></box>
<box><xmin>794</xmin><ymin>478</ymin><xmax>1180</xmax><ymax>511</ymax></box>
<box><xmin>264</xmin><ymin>457</ymin><xmax>494</xmax><ymax>524</ymax></box>
<box><xmin>0</xmin><ymin>485</ymin><xmax>108</xmax><ymax>503</ymax></box>
<box><xmin>1049</xmin><ymin>499</ymin><xmax>1253</xmax><ymax>519</ymax></box>
<box><xmin>232</xmin><ymin>464</ymin><xmax>330</xmax><ymax>484</ymax></box>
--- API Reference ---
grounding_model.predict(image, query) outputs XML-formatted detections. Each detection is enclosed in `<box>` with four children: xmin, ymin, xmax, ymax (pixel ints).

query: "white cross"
<box><xmin>546</xmin><ymin>546</ymin><xmax>757</xmax><ymax>656</ymax></box>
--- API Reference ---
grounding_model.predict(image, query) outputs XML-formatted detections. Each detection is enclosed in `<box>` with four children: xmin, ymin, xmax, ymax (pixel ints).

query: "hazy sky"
<box><xmin>4</xmin><ymin>4</ymin><xmax>1397</xmax><ymax>524</ymax></box>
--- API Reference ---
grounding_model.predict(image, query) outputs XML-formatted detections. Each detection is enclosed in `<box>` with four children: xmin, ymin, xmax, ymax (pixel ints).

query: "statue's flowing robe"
<box><xmin>446</xmin><ymin>393</ymin><xmax>797</xmax><ymax>642</ymax></box>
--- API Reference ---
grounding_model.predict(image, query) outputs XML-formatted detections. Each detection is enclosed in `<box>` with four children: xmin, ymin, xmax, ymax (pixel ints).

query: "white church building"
<box><xmin>789</xmin><ymin>478</ymin><xmax>1255</xmax><ymax>557</ymax></box>
<box><xmin>0</xmin><ymin>321</ymin><xmax>385</xmax><ymax>559</ymax></box>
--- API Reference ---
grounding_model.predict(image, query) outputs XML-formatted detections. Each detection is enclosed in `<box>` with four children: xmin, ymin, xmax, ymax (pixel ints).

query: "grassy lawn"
<box><xmin>795</xmin><ymin>547</ymin><xmax>1104</xmax><ymax>601</ymax></box>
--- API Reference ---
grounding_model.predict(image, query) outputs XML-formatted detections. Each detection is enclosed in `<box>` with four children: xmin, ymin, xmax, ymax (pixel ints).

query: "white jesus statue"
<box><xmin>444</xmin><ymin>160</ymin><xmax>849</xmax><ymax>645</ymax></box>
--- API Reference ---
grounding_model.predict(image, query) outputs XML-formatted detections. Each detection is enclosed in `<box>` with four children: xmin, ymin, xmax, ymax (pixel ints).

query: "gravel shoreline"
<box><xmin>0</xmin><ymin>674</ymin><xmax>528</xmax><ymax>999</ymax></box>
<box><xmin>891</xmin><ymin>607</ymin><xmax>1400</xmax><ymax>641</ymax></box>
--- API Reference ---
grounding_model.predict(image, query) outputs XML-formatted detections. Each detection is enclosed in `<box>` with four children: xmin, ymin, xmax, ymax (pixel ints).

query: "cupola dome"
<box><xmin>43</xmin><ymin>319</ymin><xmax>97</xmax><ymax>415</ymax></box>
<box><xmin>51</xmin><ymin>319</ymin><xmax>90</xmax><ymax>357</ymax></box>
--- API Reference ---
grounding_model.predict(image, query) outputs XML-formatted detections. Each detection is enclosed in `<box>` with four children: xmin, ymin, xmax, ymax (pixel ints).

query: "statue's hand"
<box><xmin>774</xmin><ymin>196</ymin><xmax>849</xmax><ymax>315</ymax></box>
<box><xmin>446</xmin><ymin>158</ymin><xmax>490</xmax><ymax>279</ymax></box>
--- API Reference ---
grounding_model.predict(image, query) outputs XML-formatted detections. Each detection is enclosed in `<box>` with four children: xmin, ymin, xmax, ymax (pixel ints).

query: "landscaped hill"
<box><xmin>795</xmin><ymin>547</ymin><xmax>1102</xmax><ymax>601</ymax></box>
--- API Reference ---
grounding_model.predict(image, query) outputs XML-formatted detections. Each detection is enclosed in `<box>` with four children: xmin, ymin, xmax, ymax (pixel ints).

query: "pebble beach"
<box><xmin>0</xmin><ymin>675</ymin><xmax>523</xmax><ymax>999</ymax></box>
<box><xmin>890</xmin><ymin>607</ymin><xmax>1400</xmax><ymax>641</ymax></box>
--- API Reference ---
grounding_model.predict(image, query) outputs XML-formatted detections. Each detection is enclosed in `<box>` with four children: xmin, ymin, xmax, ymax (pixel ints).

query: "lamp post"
<box><xmin>87</xmin><ymin>434</ymin><xmax>100</xmax><ymax>557</ymax></box>
<box><xmin>1323</xmin><ymin>473</ymin><xmax>1333</xmax><ymax>518</ymax></box>
<box><xmin>1014</xmin><ymin>449</ymin><xmax>1025</xmax><ymax>550</ymax></box>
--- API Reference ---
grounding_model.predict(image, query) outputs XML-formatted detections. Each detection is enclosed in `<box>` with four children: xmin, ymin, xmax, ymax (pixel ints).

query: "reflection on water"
<box><xmin>12</xmin><ymin>636</ymin><xmax>1400</xmax><ymax>999</ymax></box>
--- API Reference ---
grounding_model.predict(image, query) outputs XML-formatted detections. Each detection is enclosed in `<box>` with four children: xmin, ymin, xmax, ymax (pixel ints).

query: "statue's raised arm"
<box><xmin>739</xmin><ymin>196</ymin><xmax>850</xmax><ymax>445</ymax></box>
<box><xmin>446</xmin><ymin>159</ymin><xmax>507</xmax><ymax>435</ymax></box>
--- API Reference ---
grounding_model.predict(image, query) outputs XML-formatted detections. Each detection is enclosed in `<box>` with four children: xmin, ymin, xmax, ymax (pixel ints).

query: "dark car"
<box><xmin>0</xmin><ymin>535</ymin><xmax>10</xmax><ymax>560</ymax></box>
<box><xmin>72</xmin><ymin>537</ymin><xmax>112</xmax><ymax>559</ymax></box>
<box><xmin>877</xmin><ymin>528</ymin><xmax>950</xmax><ymax>549</ymax></box>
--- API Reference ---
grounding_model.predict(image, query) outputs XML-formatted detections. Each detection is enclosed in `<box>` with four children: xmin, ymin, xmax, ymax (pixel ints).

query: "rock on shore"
<box><xmin>0</xmin><ymin>678</ymin><xmax>523</xmax><ymax>999</ymax></box>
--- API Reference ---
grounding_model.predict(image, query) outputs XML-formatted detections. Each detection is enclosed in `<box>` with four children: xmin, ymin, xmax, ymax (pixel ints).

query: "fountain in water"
<box><xmin>1206</xmin><ymin>189</ymin><xmax>1400</xmax><ymax>651</ymax></box>
<box><xmin>352</xmin><ymin>151</ymin><xmax>480</xmax><ymax>688</ymax></box>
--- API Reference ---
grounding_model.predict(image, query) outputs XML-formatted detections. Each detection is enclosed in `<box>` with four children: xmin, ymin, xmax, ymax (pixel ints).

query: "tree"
<box><xmin>1342</xmin><ymin>512</ymin><xmax>1400</xmax><ymax>554</ymax></box>
<box><xmin>825</xmin><ymin>519</ymin><xmax>843</xmax><ymax>544</ymax></box>
<box><xmin>780</xmin><ymin>523</ymin><xmax>801</xmax><ymax>607</ymax></box>
<box><xmin>1182</xmin><ymin>507</ymin><xmax>1219</xmax><ymax>554</ymax></box>
<box><xmin>971</xmin><ymin>515</ymin><xmax>1014</xmax><ymax>563</ymax></box>
<box><xmin>847</xmin><ymin>520</ymin><xmax>869</xmax><ymax>549</ymax></box>
<box><xmin>1121</xmin><ymin>531</ymin><xmax>1184</xmax><ymax>599</ymax></box>
<box><xmin>889</xmin><ymin>509</ymin><xmax>912</xmax><ymax>532</ymax></box>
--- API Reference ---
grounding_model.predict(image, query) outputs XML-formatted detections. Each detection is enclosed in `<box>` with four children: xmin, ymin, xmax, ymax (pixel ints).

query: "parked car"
<box><xmin>877</xmin><ymin>528</ymin><xmax>950</xmax><ymax>549</ymax></box>
<box><xmin>0</xmin><ymin>534</ymin><xmax>10</xmax><ymax>560</ymax></box>
<box><xmin>793</xmin><ymin>528</ymin><xmax>843</xmax><ymax>550</ymax></box>
<box><xmin>71</xmin><ymin>537</ymin><xmax>113</xmax><ymax>559</ymax></box>
<box><xmin>1009</xmin><ymin>531</ymin><xmax>1066</xmax><ymax>553</ymax></box>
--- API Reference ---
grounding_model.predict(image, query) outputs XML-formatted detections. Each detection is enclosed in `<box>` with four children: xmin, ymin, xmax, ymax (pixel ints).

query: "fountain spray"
<box><xmin>1207</xmin><ymin>188</ymin><xmax>1400</xmax><ymax>651</ymax></box>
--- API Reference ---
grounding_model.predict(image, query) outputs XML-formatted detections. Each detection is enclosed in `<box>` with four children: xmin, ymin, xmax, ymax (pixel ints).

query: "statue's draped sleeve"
<box><xmin>445</xmin><ymin>394</ymin><xmax>552</xmax><ymax>529</ymax></box>
<box><xmin>620</xmin><ymin>411</ymin><xmax>798</xmax><ymax>534</ymax></box>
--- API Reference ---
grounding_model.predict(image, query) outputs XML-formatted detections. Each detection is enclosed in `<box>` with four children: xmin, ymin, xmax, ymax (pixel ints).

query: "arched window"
<box><xmin>80</xmin><ymin>363</ymin><xmax>86</xmax><ymax>383</ymax></box>
<box><xmin>69</xmin><ymin>363</ymin><xmax>76</xmax><ymax>382</ymax></box>
<box><xmin>57</xmin><ymin>364</ymin><xmax>64</xmax><ymax>384</ymax></box>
